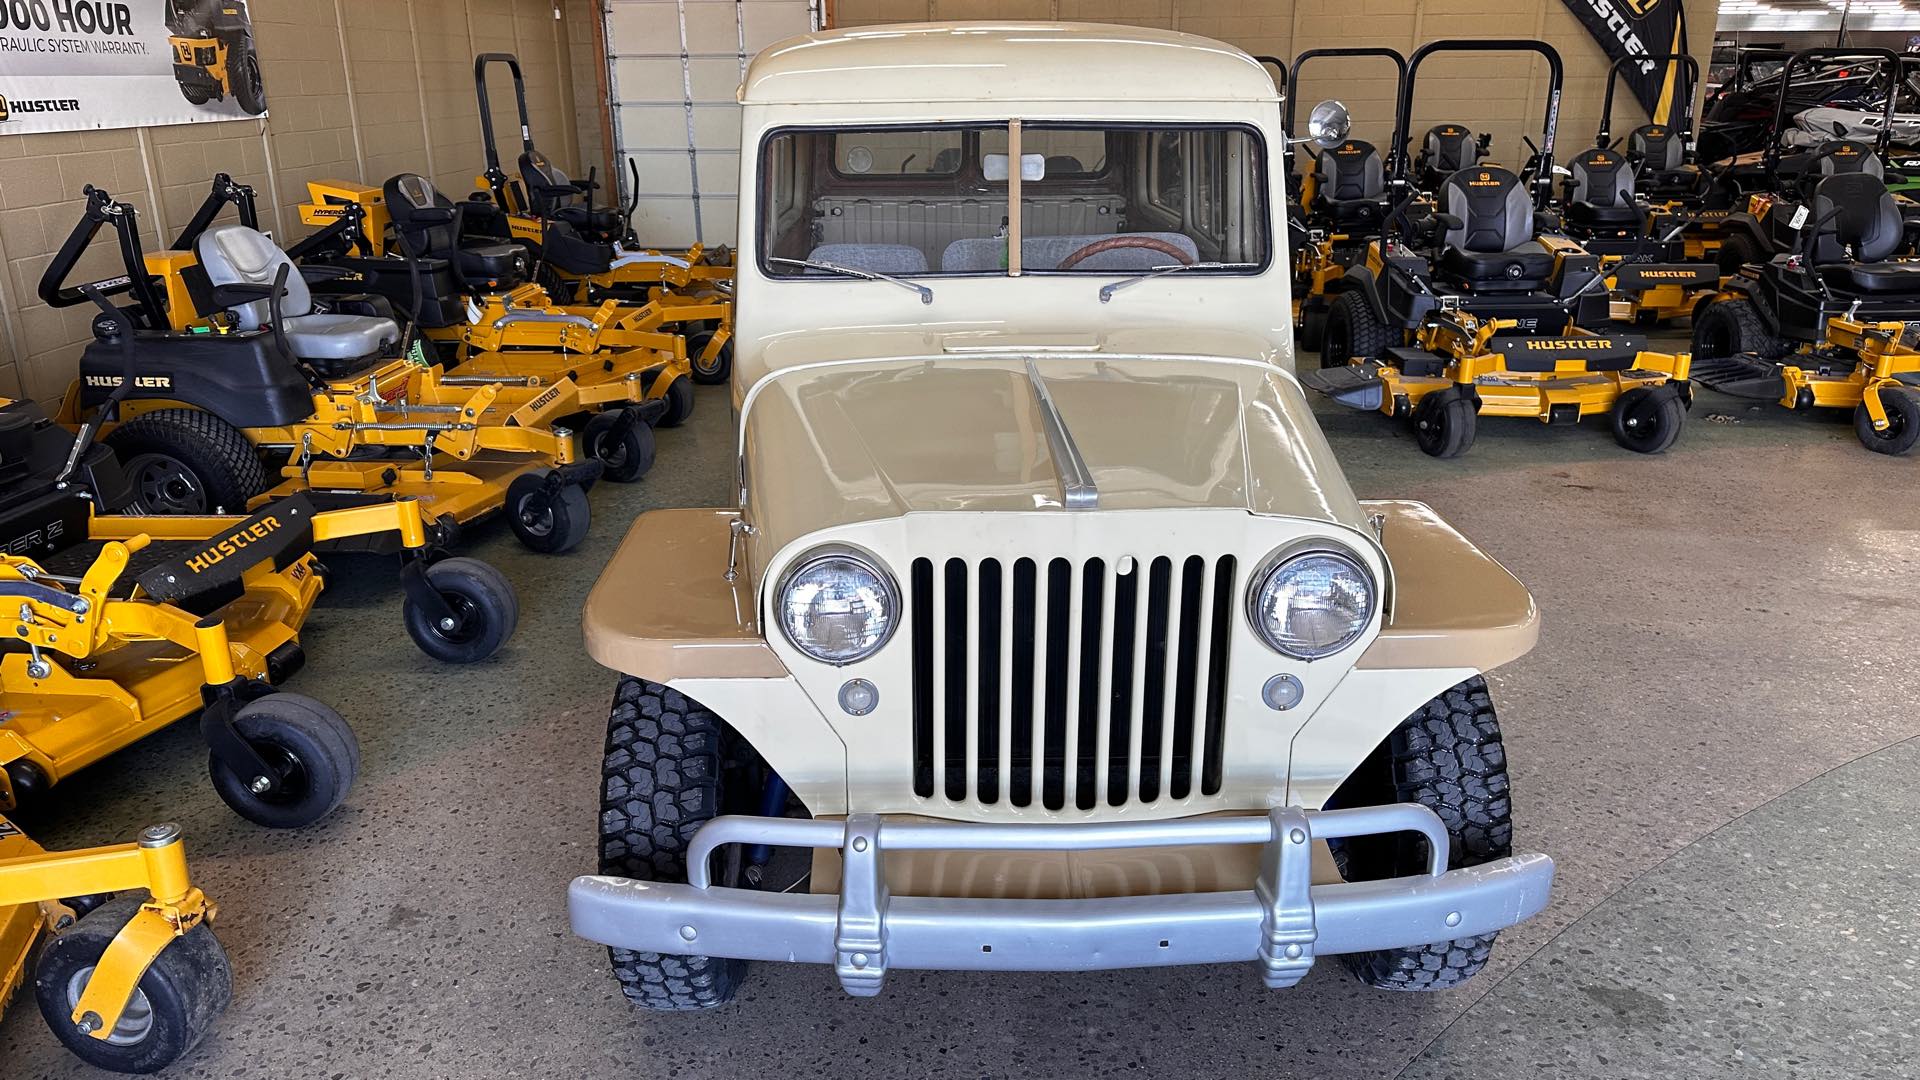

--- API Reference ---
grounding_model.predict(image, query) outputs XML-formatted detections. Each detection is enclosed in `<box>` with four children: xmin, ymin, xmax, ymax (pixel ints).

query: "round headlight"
<box><xmin>776</xmin><ymin>548</ymin><xmax>900</xmax><ymax>665</ymax></box>
<box><xmin>1247</xmin><ymin>548</ymin><xmax>1375</xmax><ymax>660</ymax></box>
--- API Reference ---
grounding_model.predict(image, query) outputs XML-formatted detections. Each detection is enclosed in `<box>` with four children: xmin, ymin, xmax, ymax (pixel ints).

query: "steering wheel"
<box><xmin>1055</xmin><ymin>235</ymin><xmax>1194</xmax><ymax>270</ymax></box>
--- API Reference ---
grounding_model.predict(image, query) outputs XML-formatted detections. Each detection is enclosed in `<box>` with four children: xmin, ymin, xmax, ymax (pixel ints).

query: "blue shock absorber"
<box><xmin>745</xmin><ymin>772</ymin><xmax>790</xmax><ymax>868</ymax></box>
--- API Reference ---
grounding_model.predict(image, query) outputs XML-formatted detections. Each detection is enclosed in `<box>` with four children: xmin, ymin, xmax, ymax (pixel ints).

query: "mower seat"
<box><xmin>1562</xmin><ymin>148</ymin><xmax>1643</xmax><ymax>229</ymax></box>
<box><xmin>457</xmin><ymin>244</ymin><xmax>533</xmax><ymax>286</ymax></box>
<box><xmin>196</xmin><ymin>225</ymin><xmax>399</xmax><ymax>366</ymax></box>
<box><xmin>1627</xmin><ymin>123</ymin><xmax>1692</xmax><ymax>188</ymax></box>
<box><xmin>385</xmin><ymin>173</ymin><xmax>533</xmax><ymax>291</ymax></box>
<box><xmin>519</xmin><ymin>149</ymin><xmax>621</xmax><ymax>239</ymax></box>
<box><xmin>1821</xmin><ymin>263</ymin><xmax>1920</xmax><ymax>293</ymax></box>
<box><xmin>1437</xmin><ymin>166</ymin><xmax>1555</xmax><ymax>289</ymax></box>
<box><xmin>1310</xmin><ymin>140</ymin><xmax>1388</xmax><ymax>228</ymax></box>
<box><xmin>555</xmin><ymin>205</ymin><xmax>623</xmax><ymax>236</ymax></box>
<box><xmin>1416</xmin><ymin>124</ymin><xmax>1482</xmax><ymax>189</ymax></box>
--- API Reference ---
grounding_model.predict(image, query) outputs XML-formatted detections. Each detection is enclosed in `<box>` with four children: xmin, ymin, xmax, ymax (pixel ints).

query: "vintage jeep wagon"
<box><xmin>570</xmin><ymin>22</ymin><xmax>1555</xmax><ymax>1008</ymax></box>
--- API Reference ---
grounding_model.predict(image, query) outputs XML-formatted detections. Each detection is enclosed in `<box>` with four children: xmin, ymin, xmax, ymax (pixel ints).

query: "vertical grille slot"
<box><xmin>910</xmin><ymin>553</ymin><xmax>1237</xmax><ymax>810</ymax></box>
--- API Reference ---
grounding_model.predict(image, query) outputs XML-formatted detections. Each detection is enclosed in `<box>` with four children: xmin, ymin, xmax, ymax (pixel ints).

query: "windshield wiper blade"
<box><xmin>770</xmin><ymin>256</ymin><xmax>933</xmax><ymax>305</ymax></box>
<box><xmin>1098</xmin><ymin>261</ymin><xmax>1258</xmax><ymax>303</ymax></box>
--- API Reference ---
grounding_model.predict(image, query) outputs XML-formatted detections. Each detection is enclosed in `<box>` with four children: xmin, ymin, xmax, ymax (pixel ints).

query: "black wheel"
<box><xmin>1321</xmin><ymin>291</ymin><xmax>1393</xmax><ymax>369</ymax></box>
<box><xmin>600</xmin><ymin>678</ymin><xmax>759</xmax><ymax>1010</ymax></box>
<box><xmin>687</xmin><ymin>331</ymin><xmax>733</xmax><ymax>385</ymax></box>
<box><xmin>658</xmin><ymin>376</ymin><xmax>696</xmax><ymax>429</ymax></box>
<box><xmin>1298</xmin><ymin>297</ymin><xmax>1329</xmax><ymax>353</ymax></box>
<box><xmin>1410</xmin><ymin>390</ymin><xmax>1477</xmax><ymax>458</ymax></box>
<box><xmin>582</xmin><ymin>411</ymin><xmax>656</xmax><ymax>483</ymax></box>
<box><xmin>1715</xmin><ymin>231</ymin><xmax>1761</xmax><ymax>275</ymax></box>
<box><xmin>104</xmin><ymin>410</ymin><xmax>265</xmax><ymax>515</ymax></box>
<box><xmin>207</xmin><ymin>693</ymin><xmax>359</xmax><ymax>828</ymax></box>
<box><xmin>402</xmin><ymin>557</ymin><xmax>519</xmax><ymax>663</ymax></box>
<box><xmin>1855</xmin><ymin>386</ymin><xmax>1920</xmax><ymax>455</ymax></box>
<box><xmin>178</xmin><ymin>82</ymin><xmax>214</xmax><ymax>105</ymax></box>
<box><xmin>33</xmin><ymin>896</ymin><xmax>232</xmax><ymax>1074</ymax></box>
<box><xmin>506</xmin><ymin>472</ymin><xmax>592</xmax><ymax>553</ymax></box>
<box><xmin>1611</xmin><ymin>385</ymin><xmax>1686</xmax><ymax>454</ymax></box>
<box><xmin>1691</xmin><ymin>297</ymin><xmax>1786</xmax><ymax>361</ymax></box>
<box><xmin>1328</xmin><ymin>676</ymin><xmax>1512</xmax><ymax>991</ymax></box>
<box><xmin>230</xmin><ymin>48</ymin><xmax>267</xmax><ymax>115</ymax></box>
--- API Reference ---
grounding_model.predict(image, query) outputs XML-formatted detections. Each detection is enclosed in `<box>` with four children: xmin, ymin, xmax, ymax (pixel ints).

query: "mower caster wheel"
<box><xmin>1855</xmin><ymin>388</ymin><xmax>1920</xmax><ymax>455</ymax></box>
<box><xmin>403</xmin><ymin>558</ymin><xmax>520</xmax><ymax>663</ymax></box>
<box><xmin>33</xmin><ymin>896</ymin><xmax>232</xmax><ymax>1074</ymax></box>
<box><xmin>1411</xmin><ymin>390</ymin><xmax>1476</xmax><ymax>458</ymax></box>
<box><xmin>688</xmin><ymin>330</ymin><xmax>733</xmax><ymax>385</ymax></box>
<box><xmin>583</xmin><ymin>410</ymin><xmax>657</xmax><ymax>483</ymax></box>
<box><xmin>507</xmin><ymin>473</ymin><xmax>593</xmax><ymax>554</ymax></box>
<box><xmin>208</xmin><ymin>693</ymin><xmax>360</xmax><ymax>829</ymax></box>
<box><xmin>659</xmin><ymin>376</ymin><xmax>696</xmax><ymax>429</ymax></box>
<box><xmin>1612</xmin><ymin>385</ymin><xmax>1686</xmax><ymax>454</ymax></box>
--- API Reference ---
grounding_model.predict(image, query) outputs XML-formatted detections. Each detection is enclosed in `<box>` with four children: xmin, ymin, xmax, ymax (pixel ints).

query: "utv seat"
<box><xmin>1808</xmin><ymin>172</ymin><xmax>1920</xmax><ymax>294</ymax></box>
<box><xmin>1311</xmin><ymin>140</ymin><xmax>1389</xmax><ymax>228</ymax></box>
<box><xmin>1436</xmin><ymin>166</ymin><xmax>1555</xmax><ymax>289</ymax></box>
<box><xmin>940</xmin><ymin>232</ymin><xmax>1198</xmax><ymax>272</ymax></box>
<box><xmin>1562</xmin><ymin>148</ymin><xmax>1644</xmax><ymax>230</ymax></box>
<box><xmin>803</xmin><ymin>243</ymin><xmax>929</xmax><ymax>275</ymax></box>
<box><xmin>384</xmin><ymin>173</ymin><xmax>531</xmax><ymax>291</ymax></box>
<box><xmin>196</xmin><ymin>224</ymin><xmax>399</xmax><ymax>373</ymax></box>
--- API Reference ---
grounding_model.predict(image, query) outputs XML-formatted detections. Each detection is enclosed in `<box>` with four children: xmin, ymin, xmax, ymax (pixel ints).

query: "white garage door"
<box><xmin>605</xmin><ymin>0</ymin><xmax>818</xmax><ymax>248</ymax></box>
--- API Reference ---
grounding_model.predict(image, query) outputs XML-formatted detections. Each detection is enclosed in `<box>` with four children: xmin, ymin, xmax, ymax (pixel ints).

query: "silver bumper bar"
<box><xmin>568</xmin><ymin>806</ymin><xmax>1555</xmax><ymax>996</ymax></box>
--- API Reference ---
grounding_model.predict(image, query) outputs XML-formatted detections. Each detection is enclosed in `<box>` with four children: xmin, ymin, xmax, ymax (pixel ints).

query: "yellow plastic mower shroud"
<box><xmin>0</xmin><ymin>816</ymin><xmax>231</xmax><ymax>1073</ymax></box>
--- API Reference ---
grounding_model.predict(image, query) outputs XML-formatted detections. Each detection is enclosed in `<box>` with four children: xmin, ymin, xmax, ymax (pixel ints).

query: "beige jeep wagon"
<box><xmin>569</xmin><ymin>21</ymin><xmax>1554</xmax><ymax>1008</ymax></box>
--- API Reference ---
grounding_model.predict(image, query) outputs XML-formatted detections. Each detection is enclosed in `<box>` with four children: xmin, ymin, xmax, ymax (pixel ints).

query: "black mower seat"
<box><xmin>555</xmin><ymin>205</ymin><xmax>622</xmax><ymax>235</ymax></box>
<box><xmin>385</xmin><ymin>173</ymin><xmax>533</xmax><ymax>290</ymax></box>
<box><xmin>1820</xmin><ymin>262</ymin><xmax>1920</xmax><ymax>293</ymax></box>
<box><xmin>1440</xmin><ymin>244</ymin><xmax>1557</xmax><ymax>284</ymax></box>
<box><xmin>1437</xmin><ymin>165</ymin><xmax>1555</xmax><ymax>288</ymax></box>
<box><xmin>1563</xmin><ymin>148</ymin><xmax>1642</xmax><ymax>229</ymax></box>
<box><xmin>1563</xmin><ymin>201</ymin><xmax>1644</xmax><ymax>229</ymax></box>
<box><xmin>457</xmin><ymin>243</ymin><xmax>531</xmax><ymax>286</ymax></box>
<box><xmin>1311</xmin><ymin>140</ymin><xmax>1388</xmax><ymax>227</ymax></box>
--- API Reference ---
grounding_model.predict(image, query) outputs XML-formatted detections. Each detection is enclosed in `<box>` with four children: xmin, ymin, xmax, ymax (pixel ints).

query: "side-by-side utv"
<box><xmin>1305</xmin><ymin>39</ymin><xmax>1693</xmax><ymax>458</ymax></box>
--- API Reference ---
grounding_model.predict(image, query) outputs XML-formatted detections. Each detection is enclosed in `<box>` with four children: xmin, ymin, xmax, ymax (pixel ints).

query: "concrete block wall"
<box><xmin>0</xmin><ymin>0</ymin><xmax>589</xmax><ymax>407</ymax></box>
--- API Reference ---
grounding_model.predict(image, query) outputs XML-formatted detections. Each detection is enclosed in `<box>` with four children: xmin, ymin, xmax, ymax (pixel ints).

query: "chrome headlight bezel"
<box><xmin>1244</xmin><ymin>541</ymin><xmax>1378</xmax><ymax>661</ymax></box>
<box><xmin>774</xmin><ymin>544</ymin><xmax>902</xmax><ymax>666</ymax></box>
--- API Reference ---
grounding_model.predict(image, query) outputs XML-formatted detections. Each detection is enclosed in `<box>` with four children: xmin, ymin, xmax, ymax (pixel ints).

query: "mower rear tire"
<box><xmin>403</xmin><ymin>558</ymin><xmax>519</xmax><ymax>663</ymax></box>
<box><xmin>208</xmin><ymin>693</ymin><xmax>359</xmax><ymax>829</ymax></box>
<box><xmin>507</xmin><ymin>473</ymin><xmax>592</xmax><ymax>554</ymax></box>
<box><xmin>231</xmin><ymin>49</ymin><xmax>267</xmax><ymax>115</ymax></box>
<box><xmin>105</xmin><ymin>410</ymin><xmax>265</xmax><ymax>516</ymax></box>
<box><xmin>583</xmin><ymin>411</ymin><xmax>656</xmax><ymax>483</ymax></box>
<box><xmin>1715</xmin><ymin>231</ymin><xmax>1762</xmax><ymax>275</ymax></box>
<box><xmin>1612</xmin><ymin>385</ymin><xmax>1686</xmax><ymax>454</ymax></box>
<box><xmin>1855</xmin><ymin>387</ymin><xmax>1920</xmax><ymax>455</ymax></box>
<box><xmin>1411</xmin><ymin>390</ymin><xmax>1476</xmax><ymax>458</ymax></box>
<box><xmin>1322</xmin><ymin>291</ymin><xmax>1393</xmax><ymax>369</ymax></box>
<box><xmin>33</xmin><ymin>896</ymin><xmax>232</xmax><ymax>1074</ymax></box>
<box><xmin>1691</xmin><ymin>297</ymin><xmax>1786</xmax><ymax>361</ymax></box>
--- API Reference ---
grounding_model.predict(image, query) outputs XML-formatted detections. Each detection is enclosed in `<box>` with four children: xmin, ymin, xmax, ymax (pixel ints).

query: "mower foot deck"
<box><xmin>1691</xmin><ymin>352</ymin><xmax>1789</xmax><ymax>400</ymax></box>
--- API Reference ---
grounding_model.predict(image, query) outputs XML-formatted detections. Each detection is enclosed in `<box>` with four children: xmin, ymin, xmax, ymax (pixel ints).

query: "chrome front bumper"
<box><xmin>568</xmin><ymin>805</ymin><xmax>1555</xmax><ymax>996</ymax></box>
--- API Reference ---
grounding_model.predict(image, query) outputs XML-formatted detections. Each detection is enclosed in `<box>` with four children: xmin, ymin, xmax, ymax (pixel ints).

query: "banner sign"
<box><xmin>1559</xmin><ymin>0</ymin><xmax>1690</xmax><ymax>124</ymax></box>
<box><xmin>0</xmin><ymin>1</ymin><xmax>268</xmax><ymax>134</ymax></box>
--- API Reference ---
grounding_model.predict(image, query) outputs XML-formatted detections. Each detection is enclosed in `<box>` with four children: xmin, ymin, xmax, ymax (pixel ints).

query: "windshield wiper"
<box><xmin>1098</xmin><ymin>261</ymin><xmax>1258</xmax><ymax>303</ymax></box>
<box><xmin>770</xmin><ymin>256</ymin><xmax>933</xmax><ymax>305</ymax></box>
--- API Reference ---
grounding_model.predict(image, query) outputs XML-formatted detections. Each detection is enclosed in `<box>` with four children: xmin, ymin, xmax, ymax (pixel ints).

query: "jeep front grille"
<box><xmin>909</xmin><ymin>554</ymin><xmax>1237</xmax><ymax>811</ymax></box>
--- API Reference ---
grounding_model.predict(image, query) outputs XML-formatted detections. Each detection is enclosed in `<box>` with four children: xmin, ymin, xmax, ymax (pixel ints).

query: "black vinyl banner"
<box><xmin>1559</xmin><ymin>0</ymin><xmax>1690</xmax><ymax>123</ymax></box>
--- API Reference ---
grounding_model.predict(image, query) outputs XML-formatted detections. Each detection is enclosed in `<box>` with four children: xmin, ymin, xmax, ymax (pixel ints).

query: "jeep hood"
<box><xmin>743</xmin><ymin>351</ymin><xmax>1370</xmax><ymax>560</ymax></box>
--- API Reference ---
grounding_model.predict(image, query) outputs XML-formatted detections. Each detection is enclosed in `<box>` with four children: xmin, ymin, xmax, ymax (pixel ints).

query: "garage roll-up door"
<box><xmin>605</xmin><ymin>0</ymin><xmax>819</xmax><ymax>247</ymax></box>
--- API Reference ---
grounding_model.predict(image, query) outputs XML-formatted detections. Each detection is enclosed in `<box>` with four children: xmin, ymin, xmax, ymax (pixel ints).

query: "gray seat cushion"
<box><xmin>941</xmin><ymin>232</ymin><xmax>1199</xmax><ymax>272</ymax></box>
<box><xmin>804</xmin><ymin>243</ymin><xmax>929</xmax><ymax>274</ymax></box>
<box><xmin>282</xmin><ymin>312</ymin><xmax>400</xmax><ymax>360</ymax></box>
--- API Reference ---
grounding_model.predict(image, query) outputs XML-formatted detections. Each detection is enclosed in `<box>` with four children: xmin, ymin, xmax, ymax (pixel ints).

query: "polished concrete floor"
<box><xmin>4</xmin><ymin>359</ymin><xmax>1917</xmax><ymax>1079</ymax></box>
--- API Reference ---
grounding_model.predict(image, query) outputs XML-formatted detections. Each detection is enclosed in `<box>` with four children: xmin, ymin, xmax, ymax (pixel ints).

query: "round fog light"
<box><xmin>1262</xmin><ymin>673</ymin><xmax>1305</xmax><ymax>711</ymax></box>
<box><xmin>839</xmin><ymin>678</ymin><xmax>879</xmax><ymax>716</ymax></box>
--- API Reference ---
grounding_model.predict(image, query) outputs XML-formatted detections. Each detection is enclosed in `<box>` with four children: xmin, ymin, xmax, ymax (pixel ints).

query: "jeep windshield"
<box><xmin>758</xmin><ymin>122</ymin><xmax>1269</xmax><ymax>280</ymax></box>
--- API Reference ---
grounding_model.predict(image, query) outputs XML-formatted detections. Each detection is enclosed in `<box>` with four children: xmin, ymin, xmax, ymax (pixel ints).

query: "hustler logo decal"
<box><xmin>184</xmin><ymin>513</ymin><xmax>283</xmax><ymax>575</ymax></box>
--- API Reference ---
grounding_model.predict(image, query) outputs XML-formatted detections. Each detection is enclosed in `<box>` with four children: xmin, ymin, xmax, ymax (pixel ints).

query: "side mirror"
<box><xmin>1290</xmin><ymin>99</ymin><xmax>1351</xmax><ymax>149</ymax></box>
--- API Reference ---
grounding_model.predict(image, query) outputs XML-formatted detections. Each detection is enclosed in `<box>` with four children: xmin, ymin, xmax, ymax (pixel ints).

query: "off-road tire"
<box><xmin>1715</xmin><ymin>230</ymin><xmax>1762</xmax><ymax>275</ymax></box>
<box><xmin>599</xmin><ymin>678</ymin><xmax>746</xmax><ymax>1009</ymax></box>
<box><xmin>1691</xmin><ymin>297</ymin><xmax>1786</xmax><ymax>362</ymax></box>
<box><xmin>1329</xmin><ymin>676</ymin><xmax>1512</xmax><ymax>991</ymax></box>
<box><xmin>105</xmin><ymin>409</ymin><xmax>266</xmax><ymax>515</ymax></box>
<box><xmin>1855</xmin><ymin>386</ymin><xmax>1920</xmax><ymax>455</ymax></box>
<box><xmin>1322</xmin><ymin>291</ymin><xmax>1393</xmax><ymax>368</ymax></box>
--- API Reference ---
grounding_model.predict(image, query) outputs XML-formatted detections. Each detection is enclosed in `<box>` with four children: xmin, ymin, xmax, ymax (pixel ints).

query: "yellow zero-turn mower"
<box><xmin>1690</xmin><ymin>170</ymin><xmax>1920</xmax><ymax>455</ymax></box>
<box><xmin>38</xmin><ymin>183</ymin><xmax>604</xmax><ymax>554</ymax></box>
<box><xmin>1</xmin><ymin>817</ymin><xmax>231</xmax><ymax>1073</ymax></box>
<box><xmin>1555</xmin><ymin>54</ymin><xmax>1721</xmax><ymax>327</ymax></box>
<box><xmin>1288</xmin><ymin>46</ymin><xmax>1408</xmax><ymax>353</ymax></box>
<box><xmin>164</xmin><ymin>0</ymin><xmax>266</xmax><ymax>115</ymax></box>
<box><xmin>470</xmin><ymin>53</ymin><xmax>737</xmax><ymax>384</ymax></box>
<box><xmin>1304</xmin><ymin>39</ymin><xmax>1694</xmax><ymax>458</ymax></box>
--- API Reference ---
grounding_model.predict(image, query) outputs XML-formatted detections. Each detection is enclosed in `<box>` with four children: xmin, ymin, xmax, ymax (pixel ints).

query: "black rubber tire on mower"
<box><xmin>658</xmin><ymin>376</ymin><xmax>696</xmax><ymax>429</ymax></box>
<box><xmin>402</xmin><ymin>557</ymin><xmax>520</xmax><ymax>663</ymax></box>
<box><xmin>105</xmin><ymin>409</ymin><xmax>266</xmax><ymax>516</ymax></box>
<box><xmin>1328</xmin><ymin>676</ymin><xmax>1513</xmax><ymax>991</ymax></box>
<box><xmin>600</xmin><ymin>678</ymin><xmax>757</xmax><ymax>1010</ymax></box>
<box><xmin>231</xmin><ymin>48</ymin><xmax>267</xmax><ymax>115</ymax></box>
<box><xmin>1715</xmin><ymin>231</ymin><xmax>1762</xmax><ymax>276</ymax></box>
<box><xmin>1855</xmin><ymin>386</ymin><xmax>1920</xmax><ymax>455</ymax></box>
<box><xmin>1298</xmin><ymin>297</ymin><xmax>1329</xmax><ymax>354</ymax></box>
<box><xmin>687</xmin><ymin>331</ymin><xmax>733</xmax><ymax>385</ymax></box>
<box><xmin>1611</xmin><ymin>385</ymin><xmax>1687</xmax><ymax>454</ymax></box>
<box><xmin>1410</xmin><ymin>390</ymin><xmax>1477</xmax><ymax>458</ymax></box>
<box><xmin>1691</xmin><ymin>297</ymin><xmax>1787</xmax><ymax>362</ymax></box>
<box><xmin>33</xmin><ymin>896</ymin><xmax>232</xmax><ymax>1074</ymax></box>
<box><xmin>1321</xmin><ymin>291</ymin><xmax>1394</xmax><ymax>369</ymax></box>
<box><xmin>506</xmin><ymin>472</ymin><xmax>593</xmax><ymax>554</ymax></box>
<box><xmin>207</xmin><ymin>692</ymin><xmax>360</xmax><ymax>829</ymax></box>
<box><xmin>583</xmin><ymin>411</ymin><xmax>657</xmax><ymax>484</ymax></box>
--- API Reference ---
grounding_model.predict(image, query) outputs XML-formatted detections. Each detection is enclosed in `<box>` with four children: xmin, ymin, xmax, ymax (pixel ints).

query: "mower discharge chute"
<box><xmin>1304</xmin><ymin>39</ymin><xmax>1694</xmax><ymax>458</ymax></box>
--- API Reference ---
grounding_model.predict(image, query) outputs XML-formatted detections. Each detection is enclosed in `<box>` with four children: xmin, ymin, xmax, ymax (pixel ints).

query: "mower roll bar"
<box><xmin>1253</xmin><ymin>55</ymin><xmax>1287</xmax><ymax>91</ymax></box>
<box><xmin>1597</xmin><ymin>53</ymin><xmax>1701</xmax><ymax>148</ymax></box>
<box><xmin>37</xmin><ymin>186</ymin><xmax>171</xmax><ymax>331</ymax></box>
<box><xmin>170</xmin><ymin>172</ymin><xmax>260</xmax><ymax>252</ymax></box>
<box><xmin>1762</xmin><ymin>47</ymin><xmax>1901</xmax><ymax>178</ymax></box>
<box><xmin>1394</xmin><ymin>39</ymin><xmax>1564</xmax><ymax>209</ymax></box>
<box><xmin>474</xmin><ymin>52</ymin><xmax>534</xmax><ymax>208</ymax></box>
<box><xmin>1287</xmin><ymin>47</ymin><xmax>1409</xmax><ymax>174</ymax></box>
